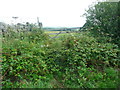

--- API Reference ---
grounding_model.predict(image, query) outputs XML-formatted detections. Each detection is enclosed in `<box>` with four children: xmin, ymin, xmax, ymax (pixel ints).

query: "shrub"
<box><xmin>2</xmin><ymin>29</ymin><xmax>120</xmax><ymax>88</ymax></box>
<box><xmin>44</xmin><ymin>33</ymin><xmax>120</xmax><ymax>87</ymax></box>
<box><xmin>2</xmin><ymin>29</ymin><xmax>49</xmax><ymax>88</ymax></box>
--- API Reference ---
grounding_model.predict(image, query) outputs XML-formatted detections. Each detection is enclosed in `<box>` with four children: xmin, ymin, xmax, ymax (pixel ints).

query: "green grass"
<box><xmin>45</xmin><ymin>31</ymin><xmax>77</xmax><ymax>38</ymax></box>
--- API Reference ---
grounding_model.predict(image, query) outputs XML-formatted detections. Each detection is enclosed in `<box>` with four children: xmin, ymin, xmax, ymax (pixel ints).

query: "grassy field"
<box><xmin>44</xmin><ymin>30</ymin><xmax>77</xmax><ymax>38</ymax></box>
<box><xmin>44</xmin><ymin>31</ymin><xmax>65</xmax><ymax>34</ymax></box>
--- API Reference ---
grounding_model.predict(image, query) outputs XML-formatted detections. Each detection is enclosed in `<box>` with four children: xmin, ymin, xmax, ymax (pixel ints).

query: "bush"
<box><xmin>2</xmin><ymin>29</ymin><xmax>120</xmax><ymax>88</ymax></box>
<box><xmin>45</xmin><ymin>33</ymin><xmax>119</xmax><ymax>72</ymax></box>
<box><xmin>2</xmin><ymin>29</ymin><xmax>50</xmax><ymax>88</ymax></box>
<box><xmin>84</xmin><ymin>1</ymin><xmax>120</xmax><ymax>47</ymax></box>
<box><xmin>44</xmin><ymin>33</ymin><xmax>120</xmax><ymax>87</ymax></box>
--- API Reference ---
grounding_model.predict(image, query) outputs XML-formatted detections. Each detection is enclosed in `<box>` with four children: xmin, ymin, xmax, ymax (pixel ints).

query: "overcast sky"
<box><xmin>0</xmin><ymin>0</ymin><xmax>98</xmax><ymax>27</ymax></box>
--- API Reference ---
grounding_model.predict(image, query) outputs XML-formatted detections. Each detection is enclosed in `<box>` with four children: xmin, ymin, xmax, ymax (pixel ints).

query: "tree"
<box><xmin>84</xmin><ymin>1</ymin><xmax>120</xmax><ymax>46</ymax></box>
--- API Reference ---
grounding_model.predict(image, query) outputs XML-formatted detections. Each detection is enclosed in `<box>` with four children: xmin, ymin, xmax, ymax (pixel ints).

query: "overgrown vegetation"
<box><xmin>1</xmin><ymin>29</ymin><xmax>120</xmax><ymax>88</ymax></box>
<box><xmin>1</xmin><ymin>1</ymin><xmax>120</xmax><ymax>88</ymax></box>
<box><xmin>83</xmin><ymin>1</ymin><xmax>120</xmax><ymax>47</ymax></box>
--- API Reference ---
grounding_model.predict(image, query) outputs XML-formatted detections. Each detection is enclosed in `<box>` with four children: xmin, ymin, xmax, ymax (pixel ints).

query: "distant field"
<box><xmin>44</xmin><ymin>31</ymin><xmax>66</xmax><ymax>34</ymax></box>
<box><xmin>44</xmin><ymin>30</ymin><xmax>77</xmax><ymax>38</ymax></box>
<box><xmin>44</xmin><ymin>31</ymin><xmax>66</xmax><ymax>37</ymax></box>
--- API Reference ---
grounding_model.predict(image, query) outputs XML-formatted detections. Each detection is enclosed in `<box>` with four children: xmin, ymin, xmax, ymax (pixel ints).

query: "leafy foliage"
<box><xmin>2</xmin><ymin>29</ymin><xmax>49</xmax><ymax>87</ymax></box>
<box><xmin>84</xmin><ymin>1</ymin><xmax>120</xmax><ymax>47</ymax></box>
<box><xmin>1</xmin><ymin>28</ymin><xmax>120</xmax><ymax>88</ymax></box>
<box><xmin>2</xmin><ymin>2</ymin><xmax>120</xmax><ymax>87</ymax></box>
<box><xmin>44</xmin><ymin>32</ymin><xmax>120</xmax><ymax>88</ymax></box>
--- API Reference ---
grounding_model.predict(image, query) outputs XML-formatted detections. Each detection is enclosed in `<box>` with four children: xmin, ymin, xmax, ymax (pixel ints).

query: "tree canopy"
<box><xmin>84</xmin><ymin>1</ymin><xmax>120</xmax><ymax>46</ymax></box>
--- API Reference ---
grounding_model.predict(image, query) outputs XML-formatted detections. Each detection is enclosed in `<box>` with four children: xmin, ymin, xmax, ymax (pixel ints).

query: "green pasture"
<box><xmin>44</xmin><ymin>31</ymin><xmax>65</xmax><ymax>34</ymax></box>
<box><xmin>44</xmin><ymin>30</ymin><xmax>78</xmax><ymax>38</ymax></box>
